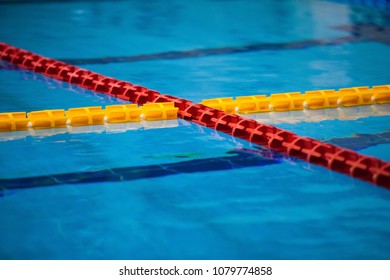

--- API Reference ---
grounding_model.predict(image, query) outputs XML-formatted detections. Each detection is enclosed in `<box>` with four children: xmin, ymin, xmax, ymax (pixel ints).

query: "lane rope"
<box><xmin>0</xmin><ymin>103</ymin><xmax>178</xmax><ymax>131</ymax></box>
<box><xmin>1</xmin><ymin>102</ymin><xmax>388</xmax><ymax>133</ymax></box>
<box><xmin>200</xmin><ymin>86</ymin><xmax>390</xmax><ymax>114</ymax></box>
<box><xmin>0</xmin><ymin>103</ymin><xmax>388</xmax><ymax>139</ymax></box>
<box><xmin>0</xmin><ymin>42</ymin><xmax>389</xmax><ymax>189</ymax></box>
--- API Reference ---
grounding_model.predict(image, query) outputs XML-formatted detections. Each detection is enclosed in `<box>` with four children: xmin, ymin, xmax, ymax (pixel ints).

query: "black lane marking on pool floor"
<box><xmin>0</xmin><ymin>25</ymin><xmax>386</xmax><ymax>69</ymax></box>
<box><xmin>55</xmin><ymin>24</ymin><xmax>390</xmax><ymax>66</ymax></box>
<box><xmin>1</xmin><ymin>130</ymin><xmax>389</xmax><ymax>191</ymax></box>
<box><xmin>328</xmin><ymin>131</ymin><xmax>390</xmax><ymax>150</ymax></box>
<box><xmin>0</xmin><ymin>149</ymin><xmax>281</xmax><ymax>191</ymax></box>
<box><xmin>58</xmin><ymin>36</ymin><xmax>361</xmax><ymax>65</ymax></box>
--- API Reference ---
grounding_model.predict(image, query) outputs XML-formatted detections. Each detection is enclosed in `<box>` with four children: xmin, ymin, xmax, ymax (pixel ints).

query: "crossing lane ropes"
<box><xmin>0</xmin><ymin>42</ymin><xmax>389</xmax><ymax>189</ymax></box>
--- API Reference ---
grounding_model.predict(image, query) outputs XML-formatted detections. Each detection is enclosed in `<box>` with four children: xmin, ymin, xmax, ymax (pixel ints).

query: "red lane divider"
<box><xmin>1</xmin><ymin>42</ymin><xmax>389</xmax><ymax>189</ymax></box>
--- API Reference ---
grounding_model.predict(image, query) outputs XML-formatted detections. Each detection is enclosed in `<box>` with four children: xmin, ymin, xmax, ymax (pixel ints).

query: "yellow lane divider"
<box><xmin>201</xmin><ymin>85</ymin><xmax>390</xmax><ymax>114</ymax></box>
<box><xmin>0</xmin><ymin>102</ymin><xmax>178</xmax><ymax>132</ymax></box>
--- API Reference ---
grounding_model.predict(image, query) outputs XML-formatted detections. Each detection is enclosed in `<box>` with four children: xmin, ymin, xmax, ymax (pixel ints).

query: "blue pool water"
<box><xmin>0</xmin><ymin>0</ymin><xmax>390</xmax><ymax>259</ymax></box>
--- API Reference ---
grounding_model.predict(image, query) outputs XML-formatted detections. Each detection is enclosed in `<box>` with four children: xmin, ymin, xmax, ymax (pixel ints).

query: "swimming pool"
<box><xmin>0</xmin><ymin>0</ymin><xmax>390</xmax><ymax>260</ymax></box>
